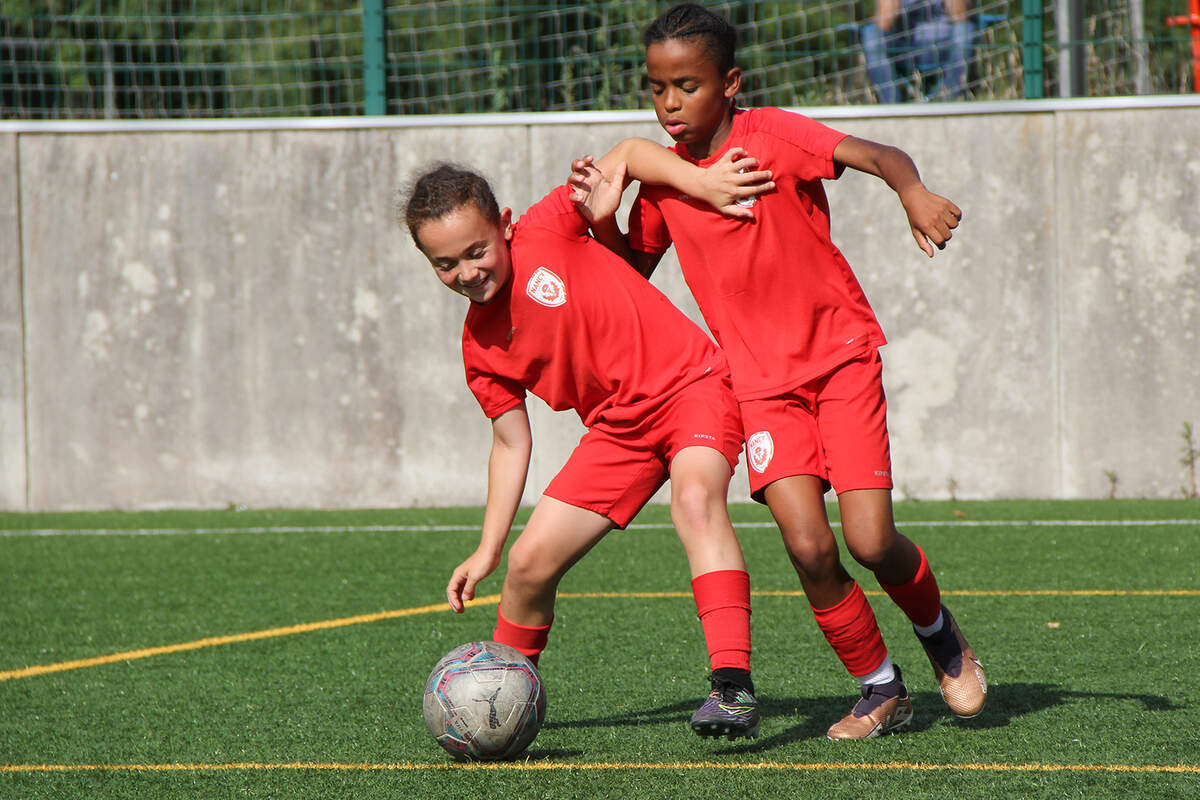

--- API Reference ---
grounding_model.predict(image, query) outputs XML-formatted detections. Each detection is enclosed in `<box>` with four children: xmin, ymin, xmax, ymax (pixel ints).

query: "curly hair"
<box><xmin>642</xmin><ymin>3</ymin><xmax>737</xmax><ymax>74</ymax></box>
<box><xmin>402</xmin><ymin>163</ymin><xmax>500</xmax><ymax>248</ymax></box>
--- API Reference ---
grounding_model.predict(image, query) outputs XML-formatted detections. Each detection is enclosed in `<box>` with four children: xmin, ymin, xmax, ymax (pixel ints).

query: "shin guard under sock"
<box><xmin>811</xmin><ymin>581</ymin><xmax>889</xmax><ymax>677</ymax></box>
<box><xmin>493</xmin><ymin>608</ymin><xmax>552</xmax><ymax>668</ymax></box>
<box><xmin>691</xmin><ymin>569</ymin><xmax>752</xmax><ymax>672</ymax></box>
<box><xmin>877</xmin><ymin>545</ymin><xmax>942</xmax><ymax>628</ymax></box>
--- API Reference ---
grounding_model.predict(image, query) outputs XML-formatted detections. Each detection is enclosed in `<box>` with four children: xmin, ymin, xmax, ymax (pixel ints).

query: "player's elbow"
<box><xmin>595</xmin><ymin>138</ymin><xmax>637</xmax><ymax>174</ymax></box>
<box><xmin>600</xmin><ymin>138</ymin><xmax>661</xmax><ymax>177</ymax></box>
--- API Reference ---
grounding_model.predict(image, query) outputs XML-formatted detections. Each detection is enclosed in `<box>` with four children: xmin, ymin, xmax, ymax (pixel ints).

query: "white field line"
<box><xmin>2</xmin><ymin>519</ymin><xmax>1200</xmax><ymax>537</ymax></box>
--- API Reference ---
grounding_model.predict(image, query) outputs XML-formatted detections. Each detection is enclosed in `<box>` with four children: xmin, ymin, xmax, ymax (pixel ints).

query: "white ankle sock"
<box><xmin>859</xmin><ymin>657</ymin><xmax>896</xmax><ymax>686</ymax></box>
<box><xmin>914</xmin><ymin>610</ymin><xmax>946</xmax><ymax>638</ymax></box>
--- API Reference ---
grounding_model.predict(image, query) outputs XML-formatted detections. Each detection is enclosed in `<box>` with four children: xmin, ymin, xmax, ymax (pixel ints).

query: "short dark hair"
<box><xmin>642</xmin><ymin>3</ymin><xmax>737</xmax><ymax>74</ymax></box>
<box><xmin>403</xmin><ymin>163</ymin><xmax>500</xmax><ymax>248</ymax></box>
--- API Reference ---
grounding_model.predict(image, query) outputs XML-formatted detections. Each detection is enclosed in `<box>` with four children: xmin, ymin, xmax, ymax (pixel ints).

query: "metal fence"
<box><xmin>1</xmin><ymin>1</ymin><xmax>1196</xmax><ymax>119</ymax></box>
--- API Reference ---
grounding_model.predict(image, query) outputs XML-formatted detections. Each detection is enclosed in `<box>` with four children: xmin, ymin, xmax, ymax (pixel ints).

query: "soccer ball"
<box><xmin>423</xmin><ymin>641</ymin><xmax>547</xmax><ymax>761</ymax></box>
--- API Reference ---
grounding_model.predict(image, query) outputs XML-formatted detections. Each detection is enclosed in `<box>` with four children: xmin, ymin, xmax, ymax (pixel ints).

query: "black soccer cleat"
<box><xmin>690</xmin><ymin>673</ymin><xmax>761</xmax><ymax>740</ymax></box>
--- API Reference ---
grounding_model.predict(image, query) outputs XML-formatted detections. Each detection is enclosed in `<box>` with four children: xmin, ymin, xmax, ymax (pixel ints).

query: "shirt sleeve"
<box><xmin>514</xmin><ymin>184</ymin><xmax>589</xmax><ymax>240</ymax></box>
<box><xmin>754</xmin><ymin>107</ymin><xmax>849</xmax><ymax>182</ymax></box>
<box><xmin>463</xmin><ymin>331</ymin><xmax>526</xmax><ymax>420</ymax></box>
<box><xmin>465</xmin><ymin>361</ymin><xmax>526</xmax><ymax>420</ymax></box>
<box><xmin>626</xmin><ymin>186</ymin><xmax>672</xmax><ymax>255</ymax></box>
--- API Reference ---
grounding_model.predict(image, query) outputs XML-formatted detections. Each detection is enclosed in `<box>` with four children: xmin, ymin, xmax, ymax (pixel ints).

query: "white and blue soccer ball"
<box><xmin>423</xmin><ymin>640</ymin><xmax>547</xmax><ymax>761</ymax></box>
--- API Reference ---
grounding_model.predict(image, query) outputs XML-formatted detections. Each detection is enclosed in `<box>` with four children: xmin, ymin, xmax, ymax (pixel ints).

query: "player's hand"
<box><xmin>698</xmin><ymin>147</ymin><xmax>774</xmax><ymax>219</ymax></box>
<box><xmin>445</xmin><ymin>547</ymin><xmax>501</xmax><ymax>613</ymax></box>
<box><xmin>568</xmin><ymin>158</ymin><xmax>626</xmax><ymax>223</ymax></box>
<box><xmin>567</xmin><ymin>154</ymin><xmax>597</xmax><ymax>192</ymax></box>
<box><xmin>900</xmin><ymin>185</ymin><xmax>963</xmax><ymax>257</ymax></box>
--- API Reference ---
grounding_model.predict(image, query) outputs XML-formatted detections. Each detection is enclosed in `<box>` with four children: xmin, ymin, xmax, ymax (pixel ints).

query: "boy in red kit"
<box><xmin>403</xmin><ymin>157</ymin><xmax>771</xmax><ymax>740</ymax></box>
<box><xmin>569</xmin><ymin>2</ymin><xmax>986</xmax><ymax>740</ymax></box>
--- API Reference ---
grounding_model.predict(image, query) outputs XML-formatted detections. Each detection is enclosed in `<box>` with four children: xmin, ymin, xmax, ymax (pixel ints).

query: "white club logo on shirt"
<box><xmin>747</xmin><ymin>431</ymin><xmax>774</xmax><ymax>474</ymax></box>
<box><xmin>526</xmin><ymin>266</ymin><xmax>566</xmax><ymax>307</ymax></box>
<box><xmin>735</xmin><ymin>167</ymin><xmax>756</xmax><ymax>207</ymax></box>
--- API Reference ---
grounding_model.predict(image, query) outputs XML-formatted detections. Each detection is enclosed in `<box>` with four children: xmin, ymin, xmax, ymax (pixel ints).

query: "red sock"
<box><xmin>493</xmin><ymin>608</ymin><xmax>552</xmax><ymax>668</ymax></box>
<box><xmin>691</xmin><ymin>569</ymin><xmax>752</xmax><ymax>672</ymax></box>
<box><xmin>877</xmin><ymin>545</ymin><xmax>942</xmax><ymax>628</ymax></box>
<box><xmin>811</xmin><ymin>582</ymin><xmax>889</xmax><ymax>677</ymax></box>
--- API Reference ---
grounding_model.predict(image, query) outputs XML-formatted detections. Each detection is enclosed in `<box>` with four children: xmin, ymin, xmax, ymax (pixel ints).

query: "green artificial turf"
<box><xmin>2</xmin><ymin>500</ymin><xmax>1198</xmax><ymax>799</ymax></box>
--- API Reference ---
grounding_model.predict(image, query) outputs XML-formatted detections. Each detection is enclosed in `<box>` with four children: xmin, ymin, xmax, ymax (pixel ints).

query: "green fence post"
<box><xmin>362</xmin><ymin>0</ymin><xmax>387</xmax><ymax>115</ymax></box>
<box><xmin>1021</xmin><ymin>0</ymin><xmax>1044</xmax><ymax>99</ymax></box>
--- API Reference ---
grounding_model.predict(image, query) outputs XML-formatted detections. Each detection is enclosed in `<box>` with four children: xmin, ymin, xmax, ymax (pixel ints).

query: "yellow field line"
<box><xmin>2</xmin><ymin>760</ymin><xmax>1197</xmax><ymax>775</ymax></box>
<box><xmin>2</xmin><ymin>589</ymin><xmax>1196</xmax><ymax>682</ymax></box>
<box><xmin>0</xmin><ymin>595</ymin><xmax>501</xmax><ymax>682</ymax></box>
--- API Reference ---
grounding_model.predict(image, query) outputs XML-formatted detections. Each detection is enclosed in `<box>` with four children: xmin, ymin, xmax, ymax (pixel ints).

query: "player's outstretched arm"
<box><xmin>833</xmin><ymin>135</ymin><xmax>963</xmax><ymax>258</ymax></box>
<box><xmin>597</xmin><ymin>138</ymin><xmax>773</xmax><ymax>219</ymax></box>
<box><xmin>568</xmin><ymin>140</ymin><xmax>771</xmax><ymax>278</ymax></box>
<box><xmin>446</xmin><ymin>404</ymin><xmax>532</xmax><ymax>613</ymax></box>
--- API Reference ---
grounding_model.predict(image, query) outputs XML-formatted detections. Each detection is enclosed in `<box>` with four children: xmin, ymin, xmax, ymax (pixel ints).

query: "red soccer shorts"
<box><xmin>739</xmin><ymin>348</ymin><xmax>892</xmax><ymax>502</ymax></box>
<box><xmin>543</xmin><ymin>370</ymin><xmax>744</xmax><ymax>528</ymax></box>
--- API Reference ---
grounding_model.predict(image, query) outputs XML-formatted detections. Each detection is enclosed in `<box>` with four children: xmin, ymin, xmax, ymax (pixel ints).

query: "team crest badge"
<box><xmin>526</xmin><ymin>266</ymin><xmax>566</xmax><ymax>307</ymax></box>
<box><xmin>735</xmin><ymin>167</ymin><xmax>757</xmax><ymax>207</ymax></box>
<box><xmin>747</xmin><ymin>431</ymin><xmax>774</xmax><ymax>474</ymax></box>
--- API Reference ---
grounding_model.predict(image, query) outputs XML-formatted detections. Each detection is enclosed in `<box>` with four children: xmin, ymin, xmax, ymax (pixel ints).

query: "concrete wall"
<box><xmin>1</xmin><ymin>102</ymin><xmax>1197</xmax><ymax>510</ymax></box>
<box><xmin>1054</xmin><ymin>110</ymin><xmax>1200</xmax><ymax>498</ymax></box>
<box><xmin>1</xmin><ymin>133</ymin><xmax>24</xmax><ymax>509</ymax></box>
<box><xmin>831</xmin><ymin>112</ymin><xmax>1061</xmax><ymax>500</ymax></box>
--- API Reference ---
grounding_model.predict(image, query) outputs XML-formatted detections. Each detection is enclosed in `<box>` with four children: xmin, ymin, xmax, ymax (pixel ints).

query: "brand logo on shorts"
<box><xmin>526</xmin><ymin>266</ymin><xmax>566</xmax><ymax>307</ymax></box>
<box><xmin>747</xmin><ymin>431</ymin><xmax>774</xmax><ymax>474</ymax></box>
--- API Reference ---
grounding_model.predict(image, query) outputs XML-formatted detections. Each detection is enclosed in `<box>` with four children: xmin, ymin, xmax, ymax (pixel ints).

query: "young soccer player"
<box><xmin>403</xmin><ymin>156</ymin><xmax>770</xmax><ymax>740</ymax></box>
<box><xmin>568</xmin><ymin>2</ymin><xmax>986</xmax><ymax>740</ymax></box>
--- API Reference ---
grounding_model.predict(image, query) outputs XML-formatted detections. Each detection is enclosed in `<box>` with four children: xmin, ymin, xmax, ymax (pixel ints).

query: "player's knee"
<box><xmin>843</xmin><ymin>525</ymin><xmax>898</xmax><ymax>571</ymax></box>
<box><xmin>779</xmin><ymin>521</ymin><xmax>839</xmax><ymax>571</ymax></box>
<box><xmin>504</xmin><ymin>538</ymin><xmax>556</xmax><ymax>594</ymax></box>
<box><xmin>669</xmin><ymin>479</ymin><xmax>724</xmax><ymax>535</ymax></box>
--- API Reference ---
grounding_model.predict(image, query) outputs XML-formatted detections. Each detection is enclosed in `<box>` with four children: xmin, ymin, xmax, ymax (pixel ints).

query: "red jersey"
<box><xmin>627</xmin><ymin>107</ymin><xmax>886</xmax><ymax>401</ymax></box>
<box><xmin>463</xmin><ymin>185</ymin><xmax>728</xmax><ymax>427</ymax></box>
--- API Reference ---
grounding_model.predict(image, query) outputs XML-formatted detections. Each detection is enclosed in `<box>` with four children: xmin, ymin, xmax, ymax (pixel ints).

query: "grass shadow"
<box><xmin>951</xmin><ymin>681</ymin><xmax>1184</xmax><ymax>730</ymax></box>
<box><xmin>542</xmin><ymin>682</ymin><xmax>1184</xmax><ymax>752</ymax></box>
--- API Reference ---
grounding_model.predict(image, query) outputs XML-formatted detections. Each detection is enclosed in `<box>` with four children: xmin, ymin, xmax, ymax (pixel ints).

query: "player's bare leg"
<box><xmin>669</xmin><ymin>446</ymin><xmax>759</xmax><ymax>740</ymax></box>
<box><xmin>495</xmin><ymin>497</ymin><xmax>612</xmax><ymax>665</ymax></box>
<box><xmin>668</xmin><ymin>445</ymin><xmax>745</xmax><ymax>577</ymax></box>
<box><xmin>763</xmin><ymin>475</ymin><xmax>853</xmax><ymax>606</ymax></box>
<box><xmin>765</xmin><ymin>477</ymin><xmax>912</xmax><ymax>739</ymax></box>
<box><xmin>840</xmin><ymin>488</ymin><xmax>987</xmax><ymax>718</ymax></box>
<box><xmin>837</xmin><ymin>488</ymin><xmax>918</xmax><ymax>583</ymax></box>
<box><xmin>501</xmin><ymin>497</ymin><xmax>612</xmax><ymax>625</ymax></box>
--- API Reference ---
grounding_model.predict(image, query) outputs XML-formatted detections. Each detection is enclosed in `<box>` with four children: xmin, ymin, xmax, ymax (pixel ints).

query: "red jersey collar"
<box><xmin>679</xmin><ymin>106</ymin><xmax>747</xmax><ymax>167</ymax></box>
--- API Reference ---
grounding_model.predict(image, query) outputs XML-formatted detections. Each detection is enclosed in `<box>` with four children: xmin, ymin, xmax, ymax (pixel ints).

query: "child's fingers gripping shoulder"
<box><xmin>566</xmin><ymin>155</ymin><xmax>593</xmax><ymax>184</ymax></box>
